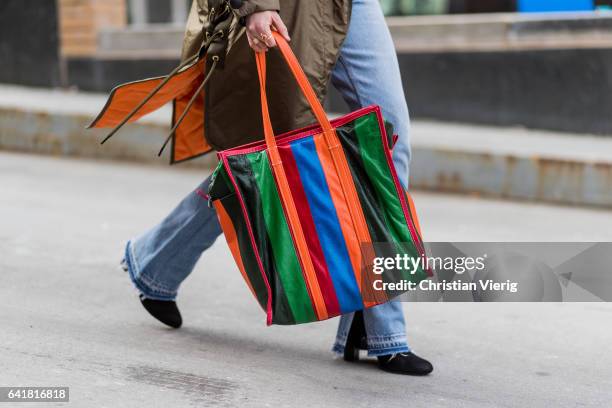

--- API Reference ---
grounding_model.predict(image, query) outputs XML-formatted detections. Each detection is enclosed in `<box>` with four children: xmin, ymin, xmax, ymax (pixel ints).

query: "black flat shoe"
<box><xmin>139</xmin><ymin>294</ymin><xmax>182</xmax><ymax>328</ymax></box>
<box><xmin>377</xmin><ymin>352</ymin><xmax>434</xmax><ymax>376</ymax></box>
<box><xmin>343</xmin><ymin>311</ymin><xmax>433</xmax><ymax>375</ymax></box>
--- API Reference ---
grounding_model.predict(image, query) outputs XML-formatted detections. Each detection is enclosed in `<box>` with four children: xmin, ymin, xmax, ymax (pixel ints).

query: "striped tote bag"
<box><xmin>208</xmin><ymin>32</ymin><xmax>429</xmax><ymax>325</ymax></box>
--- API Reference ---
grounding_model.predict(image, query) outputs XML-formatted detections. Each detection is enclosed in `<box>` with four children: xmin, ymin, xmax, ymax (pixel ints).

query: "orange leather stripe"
<box><xmin>272</xmin><ymin>34</ymin><xmax>388</xmax><ymax>305</ymax></box>
<box><xmin>257</xmin><ymin>33</ymin><xmax>390</xmax><ymax>310</ymax></box>
<box><xmin>255</xmin><ymin>46</ymin><xmax>328</xmax><ymax>320</ymax></box>
<box><xmin>273</xmin><ymin>155</ymin><xmax>328</xmax><ymax>320</ymax></box>
<box><xmin>405</xmin><ymin>191</ymin><xmax>423</xmax><ymax>238</ymax></box>
<box><xmin>329</xmin><ymin>131</ymin><xmax>389</xmax><ymax>307</ymax></box>
<box><xmin>213</xmin><ymin>200</ymin><xmax>257</xmax><ymax>298</ymax></box>
<box><xmin>312</xmin><ymin>133</ymin><xmax>384</xmax><ymax>307</ymax></box>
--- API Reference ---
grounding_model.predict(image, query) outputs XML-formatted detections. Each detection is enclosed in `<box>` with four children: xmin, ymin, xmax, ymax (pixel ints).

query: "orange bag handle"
<box><xmin>253</xmin><ymin>33</ymin><xmax>377</xmax><ymax>315</ymax></box>
<box><xmin>255</xmin><ymin>32</ymin><xmax>336</xmax><ymax>166</ymax></box>
<box><xmin>254</xmin><ymin>32</ymin><xmax>330</xmax><ymax>320</ymax></box>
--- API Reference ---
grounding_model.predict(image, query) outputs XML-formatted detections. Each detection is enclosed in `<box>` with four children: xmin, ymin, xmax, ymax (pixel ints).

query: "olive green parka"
<box><xmin>182</xmin><ymin>0</ymin><xmax>352</xmax><ymax>150</ymax></box>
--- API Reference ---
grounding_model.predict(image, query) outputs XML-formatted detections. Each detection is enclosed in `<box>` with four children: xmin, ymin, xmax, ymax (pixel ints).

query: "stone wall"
<box><xmin>58</xmin><ymin>0</ymin><xmax>127</xmax><ymax>57</ymax></box>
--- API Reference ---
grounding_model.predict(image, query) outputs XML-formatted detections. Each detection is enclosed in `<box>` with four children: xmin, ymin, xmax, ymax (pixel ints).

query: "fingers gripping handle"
<box><xmin>253</xmin><ymin>32</ymin><xmax>330</xmax><ymax>320</ymax></box>
<box><xmin>254</xmin><ymin>32</ymin><xmax>334</xmax><ymax>164</ymax></box>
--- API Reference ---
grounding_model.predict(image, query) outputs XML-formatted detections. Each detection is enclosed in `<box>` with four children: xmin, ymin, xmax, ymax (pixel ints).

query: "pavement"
<box><xmin>2</xmin><ymin>84</ymin><xmax>612</xmax><ymax>207</ymax></box>
<box><xmin>2</xmin><ymin>151</ymin><xmax>612</xmax><ymax>407</ymax></box>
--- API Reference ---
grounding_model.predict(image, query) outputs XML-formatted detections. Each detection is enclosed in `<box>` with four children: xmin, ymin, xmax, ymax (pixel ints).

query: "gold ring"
<box><xmin>259</xmin><ymin>32</ymin><xmax>272</xmax><ymax>42</ymax></box>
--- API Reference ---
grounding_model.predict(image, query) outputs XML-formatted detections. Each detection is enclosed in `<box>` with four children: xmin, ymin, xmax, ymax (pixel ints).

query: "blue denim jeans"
<box><xmin>124</xmin><ymin>0</ymin><xmax>412</xmax><ymax>357</ymax></box>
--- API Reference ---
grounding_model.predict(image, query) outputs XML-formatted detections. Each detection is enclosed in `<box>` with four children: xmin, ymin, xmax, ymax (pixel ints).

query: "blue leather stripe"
<box><xmin>289</xmin><ymin>137</ymin><xmax>363</xmax><ymax>313</ymax></box>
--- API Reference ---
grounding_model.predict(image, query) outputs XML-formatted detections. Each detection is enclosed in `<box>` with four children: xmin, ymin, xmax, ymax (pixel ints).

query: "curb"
<box><xmin>1</xmin><ymin>105</ymin><xmax>611</xmax><ymax>208</ymax></box>
<box><xmin>411</xmin><ymin>148</ymin><xmax>612</xmax><ymax>208</ymax></box>
<box><xmin>0</xmin><ymin>106</ymin><xmax>216</xmax><ymax>169</ymax></box>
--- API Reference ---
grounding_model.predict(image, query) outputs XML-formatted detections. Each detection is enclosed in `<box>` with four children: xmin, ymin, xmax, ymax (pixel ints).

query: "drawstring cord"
<box><xmin>99</xmin><ymin>53</ymin><xmax>197</xmax><ymax>145</ymax></box>
<box><xmin>99</xmin><ymin>30</ymin><xmax>224</xmax><ymax>146</ymax></box>
<box><xmin>157</xmin><ymin>56</ymin><xmax>219</xmax><ymax>156</ymax></box>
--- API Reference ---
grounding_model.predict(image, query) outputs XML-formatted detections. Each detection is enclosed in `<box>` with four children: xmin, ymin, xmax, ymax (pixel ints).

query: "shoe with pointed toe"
<box><xmin>377</xmin><ymin>352</ymin><xmax>434</xmax><ymax>375</ymax></box>
<box><xmin>139</xmin><ymin>295</ymin><xmax>182</xmax><ymax>329</ymax></box>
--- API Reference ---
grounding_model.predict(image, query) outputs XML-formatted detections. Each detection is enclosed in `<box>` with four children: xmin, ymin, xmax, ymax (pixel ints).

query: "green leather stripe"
<box><xmin>337</xmin><ymin>113</ymin><xmax>426</xmax><ymax>287</ymax></box>
<box><xmin>218</xmin><ymin>192</ymin><xmax>270</xmax><ymax>310</ymax></box>
<box><xmin>209</xmin><ymin>164</ymin><xmax>270</xmax><ymax>310</ymax></box>
<box><xmin>353</xmin><ymin>113</ymin><xmax>427</xmax><ymax>282</ymax></box>
<box><xmin>227</xmin><ymin>154</ymin><xmax>295</xmax><ymax>325</ymax></box>
<box><xmin>336</xmin><ymin>119</ymin><xmax>395</xmax><ymax>246</ymax></box>
<box><xmin>246</xmin><ymin>152</ymin><xmax>317</xmax><ymax>324</ymax></box>
<box><xmin>336</xmin><ymin>118</ymin><xmax>404</xmax><ymax>295</ymax></box>
<box><xmin>354</xmin><ymin>113</ymin><xmax>414</xmax><ymax>245</ymax></box>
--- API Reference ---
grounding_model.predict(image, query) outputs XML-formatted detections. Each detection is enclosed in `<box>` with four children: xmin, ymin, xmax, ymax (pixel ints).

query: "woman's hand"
<box><xmin>245</xmin><ymin>11</ymin><xmax>290</xmax><ymax>52</ymax></box>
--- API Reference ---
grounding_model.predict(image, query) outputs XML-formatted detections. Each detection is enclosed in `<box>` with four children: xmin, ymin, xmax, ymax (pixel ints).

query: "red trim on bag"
<box><xmin>218</xmin><ymin>106</ymin><xmax>379</xmax><ymax>158</ymax></box>
<box><xmin>217</xmin><ymin>103</ymin><xmax>429</xmax><ymax>325</ymax></box>
<box><xmin>195</xmin><ymin>188</ymin><xmax>209</xmax><ymax>201</ymax></box>
<box><xmin>373</xmin><ymin>107</ymin><xmax>429</xmax><ymax>275</ymax></box>
<box><xmin>277</xmin><ymin>143</ymin><xmax>342</xmax><ymax>317</ymax></box>
<box><xmin>221</xmin><ymin>155</ymin><xmax>274</xmax><ymax>325</ymax></box>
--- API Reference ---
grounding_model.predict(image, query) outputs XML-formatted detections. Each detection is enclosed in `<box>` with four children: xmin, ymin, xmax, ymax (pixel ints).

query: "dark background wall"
<box><xmin>146</xmin><ymin>0</ymin><xmax>172</xmax><ymax>23</ymax></box>
<box><xmin>2</xmin><ymin>1</ymin><xmax>611</xmax><ymax>136</ymax></box>
<box><xmin>67</xmin><ymin>58</ymin><xmax>178</xmax><ymax>93</ymax></box>
<box><xmin>400</xmin><ymin>48</ymin><xmax>612</xmax><ymax>135</ymax></box>
<box><xmin>0</xmin><ymin>0</ymin><xmax>63</xmax><ymax>87</ymax></box>
<box><xmin>327</xmin><ymin>47</ymin><xmax>612</xmax><ymax>135</ymax></box>
<box><xmin>68</xmin><ymin>47</ymin><xmax>612</xmax><ymax>136</ymax></box>
<box><xmin>449</xmin><ymin>0</ymin><xmax>516</xmax><ymax>13</ymax></box>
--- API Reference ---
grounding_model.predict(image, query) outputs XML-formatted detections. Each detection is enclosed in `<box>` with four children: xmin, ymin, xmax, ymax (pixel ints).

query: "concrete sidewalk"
<box><xmin>2</xmin><ymin>84</ymin><xmax>612</xmax><ymax>207</ymax></box>
<box><xmin>1</xmin><ymin>151</ymin><xmax>612</xmax><ymax>407</ymax></box>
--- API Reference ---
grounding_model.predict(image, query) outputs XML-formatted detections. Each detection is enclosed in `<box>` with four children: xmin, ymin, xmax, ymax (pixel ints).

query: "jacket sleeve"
<box><xmin>235</xmin><ymin>0</ymin><xmax>280</xmax><ymax>17</ymax></box>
